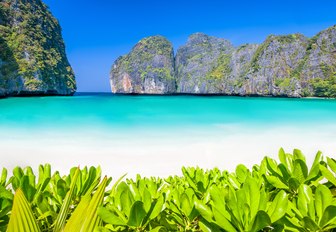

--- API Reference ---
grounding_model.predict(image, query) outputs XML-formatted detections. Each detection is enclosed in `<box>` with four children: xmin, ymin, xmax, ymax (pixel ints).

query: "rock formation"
<box><xmin>0</xmin><ymin>0</ymin><xmax>76</xmax><ymax>97</ymax></box>
<box><xmin>110</xmin><ymin>36</ymin><xmax>175</xmax><ymax>94</ymax></box>
<box><xmin>110</xmin><ymin>25</ymin><xmax>336</xmax><ymax>97</ymax></box>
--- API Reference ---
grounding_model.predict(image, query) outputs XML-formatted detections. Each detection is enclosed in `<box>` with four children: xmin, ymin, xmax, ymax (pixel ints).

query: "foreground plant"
<box><xmin>0</xmin><ymin>148</ymin><xmax>336</xmax><ymax>231</ymax></box>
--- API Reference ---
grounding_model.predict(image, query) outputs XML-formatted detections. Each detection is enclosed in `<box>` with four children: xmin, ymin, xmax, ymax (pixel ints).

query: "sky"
<box><xmin>43</xmin><ymin>0</ymin><xmax>336</xmax><ymax>92</ymax></box>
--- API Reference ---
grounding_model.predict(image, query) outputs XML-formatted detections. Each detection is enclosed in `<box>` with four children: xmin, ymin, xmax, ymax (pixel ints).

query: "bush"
<box><xmin>1</xmin><ymin>148</ymin><xmax>336</xmax><ymax>231</ymax></box>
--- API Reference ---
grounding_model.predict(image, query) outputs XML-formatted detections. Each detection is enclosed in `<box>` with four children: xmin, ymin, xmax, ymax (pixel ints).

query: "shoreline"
<box><xmin>0</xmin><ymin>91</ymin><xmax>334</xmax><ymax>100</ymax></box>
<box><xmin>1</xmin><ymin>125</ymin><xmax>334</xmax><ymax>179</ymax></box>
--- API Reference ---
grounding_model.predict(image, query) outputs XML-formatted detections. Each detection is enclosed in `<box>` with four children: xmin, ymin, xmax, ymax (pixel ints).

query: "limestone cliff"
<box><xmin>110</xmin><ymin>25</ymin><xmax>336</xmax><ymax>97</ymax></box>
<box><xmin>0</xmin><ymin>0</ymin><xmax>76</xmax><ymax>96</ymax></box>
<box><xmin>175</xmin><ymin>33</ymin><xmax>233</xmax><ymax>93</ymax></box>
<box><xmin>110</xmin><ymin>36</ymin><xmax>175</xmax><ymax>94</ymax></box>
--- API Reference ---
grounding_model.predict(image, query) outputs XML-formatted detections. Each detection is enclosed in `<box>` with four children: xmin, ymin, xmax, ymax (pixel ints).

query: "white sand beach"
<box><xmin>1</xmin><ymin>125</ymin><xmax>335</xmax><ymax>179</ymax></box>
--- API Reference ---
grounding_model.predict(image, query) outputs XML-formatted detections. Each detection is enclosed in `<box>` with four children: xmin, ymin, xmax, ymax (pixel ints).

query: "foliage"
<box><xmin>1</xmin><ymin>148</ymin><xmax>336</xmax><ymax>231</ymax></box>
<box><xmin>206</xmin><ymin>53</ymin><xmax>232</xmax><ymax>80</ymax></box>
<box><xmin>0</xmin><ymin>0</ymin><xmax>76</xmax><ymax>93</ymax></box>
<box><xmin>310</xmin><ymin>74</ymin><xmax>336</xmax><ymax>97</ymax></box>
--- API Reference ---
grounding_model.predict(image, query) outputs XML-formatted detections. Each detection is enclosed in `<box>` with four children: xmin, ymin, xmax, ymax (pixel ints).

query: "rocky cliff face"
<box><xmin>110</xmin><ymin>36</ymin><xmax>175</xmax><ymax>94</ymax></box>
<box><xmin>0</xmin><ymin>0</ymin><xmax>76</xmax><ymax>97</ymax></box>
<box><xmin>244</xmin><ymin>34</ymin><xmax>308</xmax><ymax>97</ymax></box>
<box><xmin>110</xmin><ymin>25</ymin><xmax>336</xmax><ymax>97</ymax></box>
<box><xmin>175</xmin><ymin>33</ymin><xmax>233</xmax><ymax>93</ymax></box>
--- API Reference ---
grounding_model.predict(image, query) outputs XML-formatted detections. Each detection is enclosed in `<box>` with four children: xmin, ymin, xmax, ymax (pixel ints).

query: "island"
<box><xmin>110</xmin><ymin>26</ymin><xmax>336</xmax><ymax>97</ymax></box>
<box><xmin>0</xmin><ymin>0</ymin><xmax>76</xmax><ymax>97</ymax></box>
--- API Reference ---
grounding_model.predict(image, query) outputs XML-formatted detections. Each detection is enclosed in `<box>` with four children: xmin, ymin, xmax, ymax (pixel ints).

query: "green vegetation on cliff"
<box><xmin>0</xmin><ymin>0</ymin><xmax>76</xmax><ymax>95</ymax></box>
<box><xmin>311</xmin><ymin>74</ymin><xmax>336</xmax><ymax>97</ymax></box>
<box><xmin>110</xmin><ymin>25</ymin><xmax>336</xmax><ymax>97</ymax></box>
<box><xmin>110</xmin><ymin>36</ymin><xmax>176</xmax><ymax>94</ymax></box>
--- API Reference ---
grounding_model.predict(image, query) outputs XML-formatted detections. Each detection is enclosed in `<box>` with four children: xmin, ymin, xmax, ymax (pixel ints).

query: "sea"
<box><xmin>0</xmin><ymin>93</ymin><xmax>335</xmax><ymax>178</ymax></box>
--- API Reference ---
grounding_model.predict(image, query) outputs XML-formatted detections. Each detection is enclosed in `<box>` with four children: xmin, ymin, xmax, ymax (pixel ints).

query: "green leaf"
<box><xmin>180</xmin><ymin>193</ymin><xmax>192</xmax><ymax>217</ymax></box>
<box><xmin>288</xmin><ymin>177</ymin><xmax>300</xmax><ymax>191</ymax></box>
<box><xmin>249</xmin><ymin>211</ymin><xmax>271</xmax><ymax>232</ymax></box>
<box><xmin>195</xmin><ymin>200</ymin><xmax>213</xmax><ymax>222</ymax></box>
<box><xmin>235</xmin><ymin>164</ymin><xmax>249</xmax><ymax>183</ymax></box>
<box><xmin>243</xmin><ymin>176</ymin><xmax>260</xmax><ymax>220</ymax></box>
<box><xmin>327</xmin><ymin>157</ymin><xmax>336</xmax><ymax>174</ymax></box>
<box><xmin>267</xmin><ymin>190</ymin><xmax>288</xmax><ymax>223</ymax></box>
<box><xmin>98</xmin><ymin>207</ymin><xmax>127</xmax><ymax>226</ymax></box>
<box><xmin>320</xmin><ymin>205</ymin><xmax>336</xmax><ymax>228</ymax></box>
<box><xmin>306</xmin><ymin>151</ymin><xmax>322</xmax><ymax>181</ymax></box>
<box><xmin>127</xmin><ymin>201</ymin><xmax>147</xmax><ymax>227</ymax></box>
<box><xmin>293</xmin><ymin>159</ymin><xmax>308</xmax><ymax>183</ymax></box>
<box><xmin>297</xmin><ymin>184</ymin><xmax>314</xmax><ymax>219</ymax></box>
<box><xmin>6</xmin><ymin>189</ymin><xmax>40</xmax><ymax>232</ymax></box>
<box><xmin>264</xmin><ymin>175</ymin><xmax>288</xmax><ymax>189</ymax></box>
<box><xmin>148</xmin><ymin>226</ymin><xmax>164</xmax><ymax>232</ymax></box>
<box><xmin>0</xmin><ymin>185</ymin><xmax>13</xmax><ymax>200</ymax></box>
<box><xmin>320</xmin><ymin>164</ymin><xmax>336</xmax><ymax>186</ymax></box>
<box><xmin>63</xmin><ymin>176</ymin><xmax>108</xmax><ymax>232</ymax></box>
<box><xmin>1</xmin><ymin>168</ymin><xmax>7</xmax><ymax>186</ymax></box>
<box><xmin>80</xmin><ymin>166</ymin><xmax>99</xmax><ymax>196</ymax></box>
<box><xmin>278</xmin><ymin>148</ymin><xmax>293</xmax><ymax>173</ymax></box>
<box><xmin>148</xmin><ymin>194</ymin><xmax>164</xmax><ymax>220</ymax></box>
<box><xmin>212</xmin><ymin>205</ymin><xmax>236</xmax><ymax>232</ymax></box>
<box><xmin>302</xmin><ymin>217</ymin><xmax>320</xmax><ymax>231</ymax></box>
<box><xmin>315</xmin><ymin>185</ymin><xmax>333</xmax><ymax>223</ymax></box>
<box><xmin>53</xmin><ymin>167</ymin><xmax>80</xmax><ymax>232</ymax></box>
<box><xmin>293</xmin><ymin>149</ymin><xmax>306</xmax><ymax>162</ymax></box>
<box><xmin>199</xmin><ymin>219</ymin><xmax>222</xmax><ymax>232</ymax></box>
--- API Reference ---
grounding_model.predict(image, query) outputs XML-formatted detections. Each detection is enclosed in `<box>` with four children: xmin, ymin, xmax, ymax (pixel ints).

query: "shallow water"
<box><xmin>0</xmin><ymin>93</ymin><xmax>335</xmax><ymax>177</ymax></box>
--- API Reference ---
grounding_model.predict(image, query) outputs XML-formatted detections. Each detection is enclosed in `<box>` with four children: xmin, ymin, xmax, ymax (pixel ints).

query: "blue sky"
<box><xmin>43</xmin><ymin>0</ymin><xmax>336</xmax><ymax>92</ymax></box>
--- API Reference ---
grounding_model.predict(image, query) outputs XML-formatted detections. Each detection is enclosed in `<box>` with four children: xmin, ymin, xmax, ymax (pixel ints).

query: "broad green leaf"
<box><xmin>264</xmin><ymin>175</ymin><xmax>288</xmax><ymax>189</ymax></box>
<box><xmin>80</xmin><ymin>166</ymin><xmax>98</xmax><ymax>196</ymax></box>
<box><xmin>320</xmin><ymin>164</ymin><xmax>336</xmax><ymax>186</ymax></box>
<box><xmin>127</xmin><ymin>201</ymin><xmax>147</xmax><ymax>227</ymax></box>
<box><xmin>148</xmin><ymin>226</ymin><xmax>164</xmax><ymax>232</ymax></box>
<box><xmin>288</xmin><ymin>177</ymin><xmax>300</xmax><ymax>191</ymax></box>
<box><xmin>13</xmin><ymin>167</ymin><xmax>24</xmax><ymax>180</ymax></box>
<box><xmin>1</xmin><ymin>168</ymin><xmax>7</xmax><ymax>186</ymax></box>
<box><xmin>306</xmin><ymin>151</ymin><xmax>322</xmax><ymax>181</ymax></box>
<box><xmin>235</xmin><ymin>164</ymin><xmax>249</xmax><ymax>183</ymax></box>
<box><xmin>180</xmin><ymin>193</ymin><xmax>192</xmax><ymax>216</ymax></box>
<box><xmin>320</xmin><ymin>205</ymin><xmax>336</xmax><ymax>228</ymax></box>
<box><xmin>267</xmin><ymin>190</ymin><xmax>288</xmax><ymax>222</ymax></box>
<box><xmin>278</xmin><ymin>148</ymin><xmax>292</xmax><ymax>173</ymax></box>
<box><xmin>315</xmin><ymin>185</ymin><xmax>333</xmax><ymax>223</ymax></box>
<box><xmin>199</xmin><ymin>219</ymin><xmax>222</xmax><ymax>232</ymax></box>
<box><xmin>249</xmin><ymin>210</ymin><xmax>271</xmax><ymax>232</ymax></box>
<box><xmin>265</xmin><ymin>157</ymin><xmax>281</xmax><ymax>177</ymax></box>
<box><xmin>6</xmin><ymin>189</ymin><xmax>40</xmax><ymax>232</ymax></box>
<box><xmin>0</xmin><ymin>185</ymin><xmax>13</xmax><ymax>200</ymax></box>
<box><xmin>297</xmin><ymin>184</ymin><xmax>314</xmax><ymax>219</ymax></box>
<box><xmin>327</xmin><ymin>157</ymin><xmax>336</xmax><ymax>174</ymax></box>
<box><xmin>302</xmin><ymin>217</ymin><xmax>320</xmax><ymax>231</ymax></box>
<box><xmin>293</xmin><ymin>159</ymin><xmax>308</xmax><ymax>183</ymax></box>
<box><xmin>212</xmin><ymin>205</ymin><xmax>236</xmax><ymax>232</ymax></box>
<box><xmin>119</xmin><ymin>184</ymin><xmax>134</xmax><ymax>216</ymax></box>
<box><xmin>293</xmin><ymin>149</ymin><xmax>306</xmax><ymax>162</ymax></box>
<box><xmin>195</xmin><ymin>200</ymin><xmax>213</xmax><ymax>222</ymax></box>
<box><xmin>244</xmin><ymin>176</ymin><xmax>260</xmax><ymax>220</ymax></box>
<box><xmin>148</xmin><ymin>194</ymin><xmax>164</xmax><ymax>220</ymax></box>
<box><xmin>98</xmin><ymin>207</ymin><xmax>127</xmax><ymax>226</ymax></box>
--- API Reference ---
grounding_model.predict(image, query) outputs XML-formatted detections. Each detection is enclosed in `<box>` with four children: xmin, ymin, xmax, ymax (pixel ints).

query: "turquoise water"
<box><xmin>0</xmin><ymin>93</ymin><xmax>336</xmax><ymax>132</ymax></box>
<box><xmin>1</xmin><ymin>93</ymin><xmax>336</xmax><ymax>176</ymax></box>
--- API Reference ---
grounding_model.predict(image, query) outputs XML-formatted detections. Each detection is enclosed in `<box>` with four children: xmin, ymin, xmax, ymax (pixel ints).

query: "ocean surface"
<box><xmin>0</xmin><ymin>93</ymin><xmax>336</xmax><ymax>177</ymax></box>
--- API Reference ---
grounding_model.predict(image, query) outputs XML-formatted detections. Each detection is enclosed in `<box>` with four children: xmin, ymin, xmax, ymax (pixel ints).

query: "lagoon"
<box><xmin>0</xmin><ymin>93</ymin><xmax>336</xmax><ymax>177</ymax></box>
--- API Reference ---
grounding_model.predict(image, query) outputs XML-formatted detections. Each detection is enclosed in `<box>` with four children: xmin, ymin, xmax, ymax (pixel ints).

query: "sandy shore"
<box><xmin>0</xmin><ymin>125</ymin><xmax>335</xmax><ymax>179</ymax></box>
